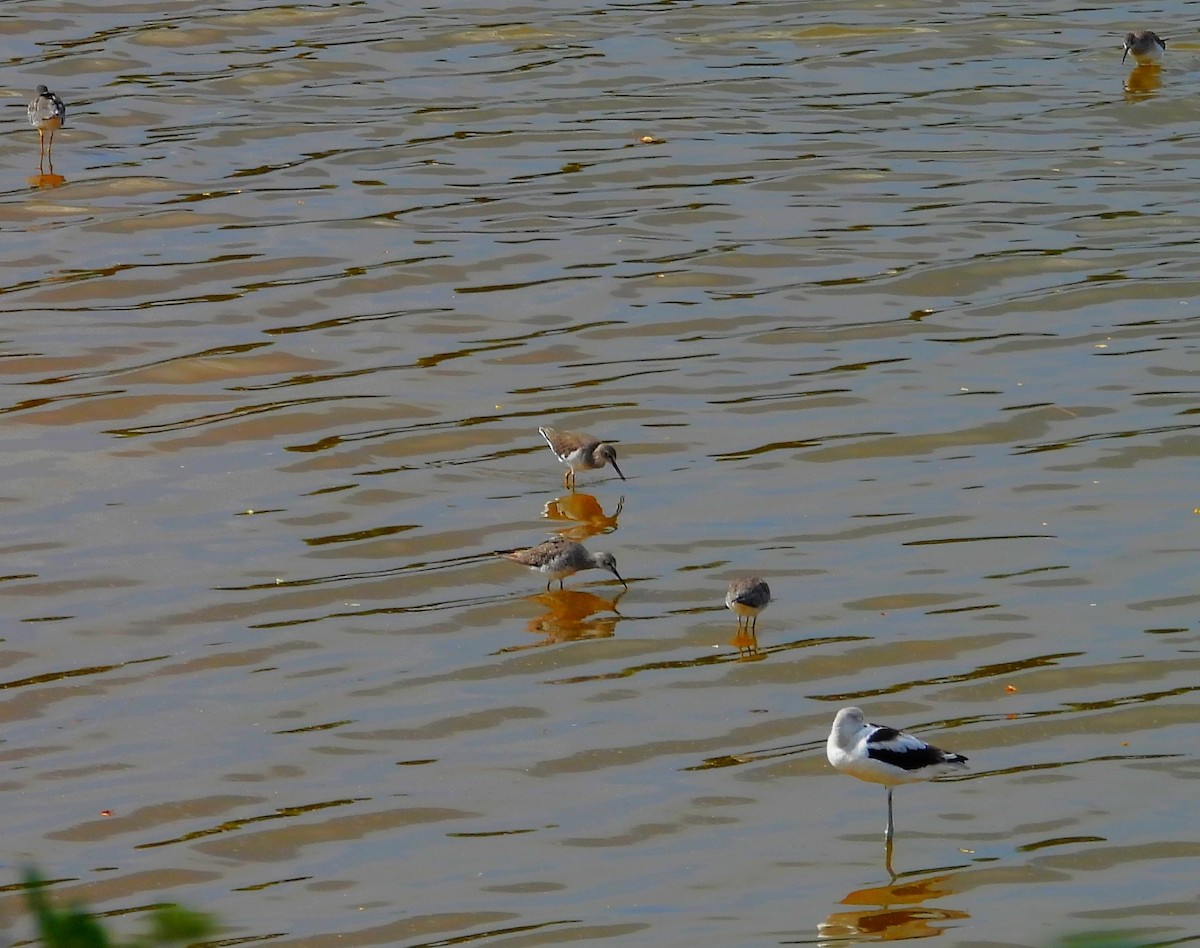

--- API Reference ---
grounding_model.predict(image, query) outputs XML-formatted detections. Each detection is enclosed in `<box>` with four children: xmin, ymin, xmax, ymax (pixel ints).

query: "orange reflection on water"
<box><xmin>28</xmin><ymin>171</ymin><xmax>67</xmax><ymax>189</ymax></box>
<box><xmin>541</xmin><ymin>492</ymin><xmax>624</xmax><ymax>541</ymax></box>
<box><xmin>729</xmin><ymin>626</ymin><xmax>763</xmax><ymax>661</ymax></box>
<box><xmin>819</xmin><ymin>874</ymin><xmax>969</xmax><ymax>941</ymax></box>
<box><xmin>494</xmin><ymin>588</ymin><xmax>625</xmax><ymax>653</ymax></box>
<box><xmin>1124</xmin><ymin>63</ymin><xmax>1162</xmax><ymax>97</ymax></box>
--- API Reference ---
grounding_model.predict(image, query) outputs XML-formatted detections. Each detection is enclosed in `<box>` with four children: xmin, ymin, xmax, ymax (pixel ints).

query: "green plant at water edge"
<box><xmin>21</xmin><ymin>868</ymin><xmax>215</xmax><ymax>948</ymax></box>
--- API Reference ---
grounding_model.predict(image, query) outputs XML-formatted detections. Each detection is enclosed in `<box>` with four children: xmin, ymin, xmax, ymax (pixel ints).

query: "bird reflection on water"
<box><xmin>819</xmin><ymin>874</ymin><xmax>969</xmax><ymax>941</ymax></box>
<box><xmin>493</xmin><ymin>588</ymin><xmax>626</xmax><ymax>653</ymax></box>
<box><xmin>541</xmin><ymin>492</ymin><xmax>624</xmax><ymax>542</ymax></box>
<box><xmin>729</xmin><ymin>624</ymin><xmax>763</xmax><ymax>661</ymax></box>
<box><xmin>1124</xmin><ymin>63</ymin><xmax>1163</xmax><ymax>98</ymax></box>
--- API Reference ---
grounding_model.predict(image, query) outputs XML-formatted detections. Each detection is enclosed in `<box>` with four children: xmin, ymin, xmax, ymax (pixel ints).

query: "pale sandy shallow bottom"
<box><xmin>1</xmin><ymin>1</ymin><xmax>1199</xmax><ymax>945</ymax></box>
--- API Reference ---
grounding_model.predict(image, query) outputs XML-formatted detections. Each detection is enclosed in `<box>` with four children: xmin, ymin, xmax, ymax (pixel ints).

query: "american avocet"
<box><xmin>504</xmin><ymin>536</ymin><xmax>625</xmax><ymax>591</ymax></box>
<box><xmin>28</xmin><ymin>85</ymin><xmax>67</xmax><ymax>171</ymax></box>
<box><xmin>539</xmin><ymin>427</ymin><xmax>626</xmax><ymax>490</ymax></box>
<box><xmin>826</xmin><ymin>707</ymin><xmax>968</xmax><ymax>841</ymax></box>
<box><xmin>725</xmin><ymin>576</ymin><xmax>771</xmax><ymax>631</ymax></box>
<box><xmin>1123</xmin><ymin>30</ymin><xmax>1166</xmax><ymax>65</ymax></box>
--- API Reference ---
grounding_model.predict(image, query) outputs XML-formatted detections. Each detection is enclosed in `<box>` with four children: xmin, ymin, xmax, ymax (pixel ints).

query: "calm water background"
<box><xmin>2</xmin><ymin>0</ymin><xmax>1199</xmax><ymax>945</ymax></box>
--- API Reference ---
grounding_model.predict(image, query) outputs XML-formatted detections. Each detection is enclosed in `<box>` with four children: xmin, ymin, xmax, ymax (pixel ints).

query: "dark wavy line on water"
<box><xmin>902</xmin><ymin>534</ymin><xmax>1058</xmax><ymax>546</ymax></box>
<box><xmin>1014</xmin><ymin>420</ymin><xmax>1200</xmax><ymax>455</ymax></box>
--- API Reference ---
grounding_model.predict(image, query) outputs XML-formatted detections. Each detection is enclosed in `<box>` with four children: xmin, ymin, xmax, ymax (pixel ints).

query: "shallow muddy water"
<box><xmin>2</xmin><ymin>1</ymin><xmax>1199</xmax><ymax>945</ymax></box>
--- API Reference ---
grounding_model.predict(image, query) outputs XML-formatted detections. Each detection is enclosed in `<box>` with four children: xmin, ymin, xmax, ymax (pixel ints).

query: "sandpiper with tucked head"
<box><xmin>725</xmin><ymin>576</ymin><xmax>771</xmax><ymax>631</ymax></box>
<box><xmin>28</xmin><ymin>85</ymin><xmax>67</xmax><ymax>169</ymax></box>
<box><xmin>539</xmin><ymin>427</ymin><xmax>625</xmax><ymax>490</ymax></box>
<box><xmin>826</xmin><ymin>706</ymin><xmax>969</xmax><ymax>842</ymax></box>
<box><xmin>1123</xmin><ymin>30</ymin><xmax>1166</xmax><ymax>65</ymax></box>
<box><xmin>504</xmin><ymin>536</ymin><xmax>626</xmax><ymax>591</ymax></box>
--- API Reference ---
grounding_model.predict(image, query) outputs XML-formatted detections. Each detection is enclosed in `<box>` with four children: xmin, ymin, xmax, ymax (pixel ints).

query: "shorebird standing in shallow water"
<box><xmin>826</xmin><ymin>706</ymin><xmax>969</xmax><ymax>843</ymax></box>
<box><xmin>1123</xmin><ymin>30</ymin><xmax>1166</xmax><ymax>65</ymax></box>
<box><xmin>28</xmin><ymin>85</ymin><xmax>67</xmax><ymax>171</ymax></box>
<box><xmin>539</xmin><ymin>427</ymin><xmax>625</xmax><ymax>490</ymax></box>
<box><xmin>725</xmin><ymin>576</ymin><xmax>771</xmax><ymax>631</ymax></box>
<box><xmin>503</xmin><ymin>536</ymin><xmax>626</xmax><ymax>591</ymax></box>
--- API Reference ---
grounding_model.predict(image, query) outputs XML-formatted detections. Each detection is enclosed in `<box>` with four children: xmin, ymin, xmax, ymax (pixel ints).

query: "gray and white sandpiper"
<box><xmin>1123</xmin><ymin>30</ymin><xmax>1166</xmax><ymax>65</ymax></box>
<box><xmin>28</xmin><ymin>85</ymin><xmax>67</xmax><ymax>169</ymax></box>
<box><xmin>826</xmin><ymin>706</ymin><xmax>969</xmax><ymax>842</ymax></box>
<box><xmin>504</xmin><ymin>536</ymin><xmax>626</xmax><ymax>591</ymax></box>
<box><xmin>539</xmin><ymin>426</ymin><xmax>625</xmax><ymax>489</ymax></box>
<box><xmin>725</xmin><ymin>576</ymin><xmax>771</xmax><ymax>631</ymax></box>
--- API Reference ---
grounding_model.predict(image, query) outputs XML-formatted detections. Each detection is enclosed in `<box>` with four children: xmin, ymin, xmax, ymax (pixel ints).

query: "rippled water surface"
<box><xmin>3</xmin><ymin>1</ymin><xmax>1200</xmax><ymax>945</ymax></box>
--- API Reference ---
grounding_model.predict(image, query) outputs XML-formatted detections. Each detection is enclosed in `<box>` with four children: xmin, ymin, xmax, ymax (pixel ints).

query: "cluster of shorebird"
<box><xmin>23</xmin><ymin>25</ymin><xmax>1160</xmax><ymax>865</ymax></box>
<box><xmin>507</xmin><ymin>427</ymin><xmax>968</xmax><ymax>863</ymax></box>
<box><xmin>506</xmin><ymin>426</ymin><xmax>773</xmax><ymax>628</ymax></box>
